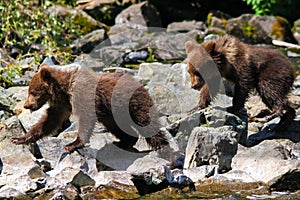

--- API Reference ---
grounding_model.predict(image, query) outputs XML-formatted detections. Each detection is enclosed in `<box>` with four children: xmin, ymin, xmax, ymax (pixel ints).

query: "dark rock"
<box><xmin>71</xmin><ymin>29</ymin><xmax>107</xmax><ymax>53</ymax></box>
<box><xmin>269</xmin><ymin>170</ymin><xmax>300</xmax><ymax>192</ymax></box>
<box><xmin>122</xmin><ymin>50</ymin><xmax>148</xmax><ymax>63</ymax></box>
<box><xmin>76</xmin><ymin>0</ymin><xmax>134</xmax><ymax>26</ymax></box>
<box><xmin>115</xmin><ymin>2</ymin><xmax>162</xmax><ymax>27</ymax></box>
<box><xmin>131</xmin><ymin>171</ymin><xmax>169</xmax><ymax>196</ymax></box>
<box><xmin>164</xmin><ymin>166</ymin><xmax>195</xmax><ymax>191</ymax></box>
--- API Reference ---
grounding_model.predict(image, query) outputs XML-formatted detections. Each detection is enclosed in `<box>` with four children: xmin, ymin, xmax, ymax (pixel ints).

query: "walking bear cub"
<box><xmin>11</xmin><ymin>64</ymin><xmax>168</xmax><ymax>152</ymax></box>
<box><xmin>185</xmin><ymin>35</ymin><xmax>295</xmax><ymax>130</ymax></box>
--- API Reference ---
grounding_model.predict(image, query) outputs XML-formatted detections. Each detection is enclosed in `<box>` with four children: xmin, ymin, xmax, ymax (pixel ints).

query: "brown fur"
<box><xmin>11</xmin><ymin>64</ymin><xmax>168</xmax><ymax>152</ymax></box>
<box><xmin>185</xmin><ymin>35</ymin><xmax>295</xmax><ymax>130</ymax></box>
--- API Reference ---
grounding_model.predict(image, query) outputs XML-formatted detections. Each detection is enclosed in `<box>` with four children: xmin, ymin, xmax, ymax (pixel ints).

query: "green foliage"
<box><xmin>0</xmin><ymin>0</ymin><xmax>89</xmax><ymax>87</ymax></box>
<box><xmin>0</xmin><ymin>0</ymin><xmax>86</xmax><ymax>53</ymax></box>
<box><xmin>242</xmin><ymin>22</ymin><xmax>256</xmax><ymax>37</ymax></box>
<box><xmin>243</xmin><ymin>0</ymin><xmax>279</xmax><ymax>15</ymax></box>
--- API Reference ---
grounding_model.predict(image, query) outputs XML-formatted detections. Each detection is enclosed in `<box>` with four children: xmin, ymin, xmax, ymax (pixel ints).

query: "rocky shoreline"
<box><xmin>1</xmin><ymin>1</ymin><xmax>300</xmax><ymax>199</ymax></box>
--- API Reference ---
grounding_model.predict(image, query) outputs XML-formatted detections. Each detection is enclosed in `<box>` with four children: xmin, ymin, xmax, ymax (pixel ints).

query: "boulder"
<box><xmin>138</xmin><ymin>62</ymin><xmax>199</xmax><ymax>115</ymax></box>
<box><xmin>71</xmin><ymin>29</ymin><xmax>107</xmax><ymax>53</ymax></box>
<box><xmin>184</xmin><ymin>126</ymin><xmax>238</xmax><ymax>173</ymax></box>
<box><xmin>115</xmin><ymin>2</ymin><xmax>162</xmax><ymax>27</ymax></box>
<box><xmin>226</xmin><ymin>14</ymin><xmax>297</xmax><ymax>44</ymax></box>
<box><xmin>232</xmin><ymin>140</ymin><xmax>300</xmax><ymax>183</ymax></box>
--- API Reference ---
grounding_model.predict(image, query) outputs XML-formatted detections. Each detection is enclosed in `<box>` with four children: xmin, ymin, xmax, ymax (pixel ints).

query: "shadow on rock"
<box><xmin>247</xmin><ymin>119</ymin><xmax>300</xmax><ymax>147</ymax></box>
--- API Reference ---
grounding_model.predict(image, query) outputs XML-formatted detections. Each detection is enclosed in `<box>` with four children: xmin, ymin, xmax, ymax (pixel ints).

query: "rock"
<box><xmin>148</xmin><ymin>32</ymin><xmax>194</xmax><ymax>60</ymax></box>
<box><xmin>138</xmin><ymin>62</ymin><xmax>199</xmax><ymax>115</ymax></box>
<box><xmin>108</xmin><ymin>24</ymin><xmax>150</xmax><ymax>46</ymax></box>
<box><xmin>184</xmin><ymin>126</ymin><xmax>238</xmax><ymax>173</ymax></box>
<box><xmin>17</xmin><ymin>103</ymin><xmax>49</xmax><ymax>132</ymax></box>
<box><xmin>127</xmin><ymin>154</ymin><xmax>170</xmax><ymax>173</ymax></box>
<box><xmin>206</xmin><ymin>11</ymin><xmax>231</xmax><ymax>35</ymax></box>
<box><xmin>46</xmin><ymin>5</ymin><xmax>102</xmax><ymax>33</ymax></box>
<box><xmin>0</xmin><ymin>87</ymin><xmax>16</xmax><ymax>113</ymax></box>
<box><xmin>168</xmin><ymin>110</ymin><xmax>205</xmax><ymax>152</ymax></box>
<box><xmin>167</xmin><ymin>20</ymin><xmax>206</xmax><ymax>32</ymax></box>
<box><xmin>231</xmin><ymin>140</ymin><xmax>300</xmax><ymax>183</ymax></box>
<box><xmin>164</xmin><ymin>166</ymin><xmax>195</xmax><ymax>190</ymax></box>
<box><xmin>269</xmin><ymin>170</ymin><xmax>300</xmax><ymax>191</ymax></box>
<box><xmin>49</xmin><ymin>191</ymin><xmax>71</xmax><ymax>200</ymax></box>
<box><xmin>28</xmin><ymin>166</ymin><xmax>46</xmax><ymax>179</ymax></box>
<box><xmin>293</xmin><ymin>18</ymin><xmax>300</xmax><ymax>44</ymax></box>
<box><xmin>0</xmin><ymin>48</ymin><xmax>15</xmax><ymax>68</ymax></box>
<box><xmin>71</xmin><ymin>29</ymin><xmax>107</xmax><ymax>53</ymax></box>
<box><xmin>93</xmin><ymin>171</ymin><xmax>133</xmax><ymax>187</ymax></box>
<box><xmin>6</xmin><ymin>86</ymin><xmax>28</xmax><ymax>103</ymax></box>
<box><xmin>48</xmin><ymin>167</ymin><xmax>95</xmax><ymax>189</ymax></box>
<box><xmin>226</xmin><ymin>14</ymin><xmax>297</xmax><ymax>44</ymax></box>
<box><xmin>74</xmin><ymin>54</ymin><xmax>105</xmax><ymax>72</ymax></box>
<box><xmin>131</xmin><ymin>167</ymin><xmax>168</xmax><ymax>196</ymax></box>
<box><xmin>115</xmin><ymin>2</ymin><xmax>162</xmax><ymax>27</ymax></box>
<box><xmin>71</xmin><ymin>170</ymin><xmax>96</xmax><ymax>188</ymax></box>
<box><xmin>183</xmin><ymin>165</ymin><xmax>218</xmax><ymax>182</ymax></box>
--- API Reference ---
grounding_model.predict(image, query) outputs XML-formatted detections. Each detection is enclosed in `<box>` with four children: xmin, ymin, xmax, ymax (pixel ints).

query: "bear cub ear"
<box><xmin>203</xmin><ymin>41</ymin><xmax>216</xmax><ymax>55</ymax></box>
<box><xmin>185</xmin><ymin>41</ymin><xmax>196</xmax><ymax>54</ymax></box>
<box><xmin>39</xmin><ymin>64</ymin><xmax>52</xmax><ymax>82</ymax></box>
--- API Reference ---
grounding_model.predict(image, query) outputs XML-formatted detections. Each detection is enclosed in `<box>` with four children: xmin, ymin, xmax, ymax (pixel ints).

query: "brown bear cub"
<box><xmin>11</xmin><ymin>64</ymin><xmax>168</xmax><ymax>152</ymax></box>
<box><xmin>185</xmin><ymin>35</ymin><xmax>295</xmax><ymax>130</ymax></box>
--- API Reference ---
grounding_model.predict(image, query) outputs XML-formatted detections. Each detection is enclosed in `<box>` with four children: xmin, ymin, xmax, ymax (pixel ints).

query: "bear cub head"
<box><xmin>24</xmin><ymin>64</ymin><xmax>52</xmax><ymax>111</ymax></box>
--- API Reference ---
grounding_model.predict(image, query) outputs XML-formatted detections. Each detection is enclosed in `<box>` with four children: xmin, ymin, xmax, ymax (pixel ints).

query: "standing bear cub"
<box><xmin>185</xmin><ymin>35</ymin><xmax>295</xmax><ymax>130</ymax></box>
<box><xmin>11</xmin><ymin>64</ymin><xmax>168</xmax><ymax>152</ymax></box>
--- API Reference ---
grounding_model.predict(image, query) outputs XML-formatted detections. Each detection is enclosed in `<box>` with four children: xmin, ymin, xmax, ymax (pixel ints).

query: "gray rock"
<box><xmin>231</xmin><ymin>141</ymin><xmax>300</xmax><ymax>183</ymax></box>
<box><xmin>48</xmin><ymin>168</ymin><xmax>95</xmax><ymax>189</ymax></box>
<box><xmin>115</xmin><ymin>2</ymin><xmax>162</xmax><ymax>27</ymax></box>
<box><xmin>167</xmin><ymin>20</ymin><xmax>206</xmax><ymax>32</ymax></box>
<box><xmin>148</xmin><ymin>32</ymin><xmax>194</xmax><ymax>60</ymax></box>
<box><xmin>138</xmin><ymin>62</ymin><xmax>172</xmax><ymax>83</ymax></box>
<box><xmin>183</xmin><ymin>165</ymin><xmax>218</xmax><ymax>182</ymax></box>
<box><xmin>6</xmin><ymin>86</ymin><xmax>28</xmax><ymax>102</ymax></box>
<box><xmin>138</xmin><ymin>62</ymin><xmax>199</xmax><ymax>115</ymax></box>
<box><xmin>184</xmin><ymin>126</ymin><xmax>238</xmax><ymax>173</ymax></box>
<box><xmin>167</xmin><ymin>110</ymin><xmax>205</xmax><ymax>152</ymax></box>
<box><xmin>226</xmin><ymin>14</ymin><xmax>297</xmax><ymax>44</ymax></box>
<box><xmin>0</xmin><ymin>87</ymin><xmax>16</xmax><ymax>113</ymax></box>
<box><xmin>293</xmin><ymin>18</ymin><xmax>300</xmax><ymax>44</ymax></box>
<box><xmin>17</xmin><ymin>104</ymin><xmax>49</xmax><ymax>132</ymax></box>
<box><xmin>93</xmin><ymin>171</ymin><xmax>133</xmax><ymax>187</ymax></box>
<box><xmin>108</xmin><ymin>24</ymin><xmax>151</xmax><ymax>46</ymax></box>
<box><xmin>127</xmin><ymin>154</ymin><xmax>170</xmax><ymax>173</ymax></box>
<box><xmin>71</xmin><ymin>29</ymin><xmax>106</xmax><ymax>53</ymax></box>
